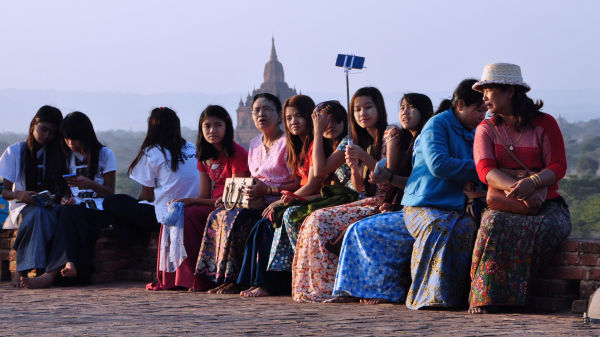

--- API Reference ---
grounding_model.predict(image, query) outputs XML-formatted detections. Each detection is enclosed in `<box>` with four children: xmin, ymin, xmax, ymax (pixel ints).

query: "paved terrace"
<box><xmin>1</xmin><ymin>282</ymin><xmax>596</xmax><ymax>336</ymax></box>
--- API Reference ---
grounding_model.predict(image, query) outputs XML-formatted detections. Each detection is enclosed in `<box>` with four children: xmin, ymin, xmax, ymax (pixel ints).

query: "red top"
<box><xmin>297</xmin><ymin>142</ymin><xmax>313</xmax><ymax>186</ymax></box>
<box><xmin>198</xmin><ymin>142</ymin><xmax>249</xmax><ymax>199</ymax></box>
<box><xmin>474</xmin><ymin>113</ymin><xmax>567</xmax><ymax>200</ymax></box>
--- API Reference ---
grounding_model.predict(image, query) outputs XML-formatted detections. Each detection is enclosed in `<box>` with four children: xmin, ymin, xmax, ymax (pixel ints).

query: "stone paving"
<box><xmin>1</xmin><ymin>282</ymin><xmax>598</xmax><ymax>336</ymax></box>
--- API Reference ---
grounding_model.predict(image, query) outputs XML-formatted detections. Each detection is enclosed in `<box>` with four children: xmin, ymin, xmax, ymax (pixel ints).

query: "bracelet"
<box><xmin>529</xmin><ymin>174</ymin><xmax>542</xmax><ymax>188</ymax></box>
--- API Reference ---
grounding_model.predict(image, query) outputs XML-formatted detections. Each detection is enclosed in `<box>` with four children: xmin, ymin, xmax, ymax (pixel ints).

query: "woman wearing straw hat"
<box><xmin>468</xmin><ymin>63</ymin><xmax>571</xmax><ymax>314</ymax></box>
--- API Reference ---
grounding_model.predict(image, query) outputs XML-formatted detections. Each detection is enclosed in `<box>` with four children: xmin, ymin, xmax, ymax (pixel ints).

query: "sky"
<box><xmin>0</xmin><ymin>0</ymin><xmax>599</xmax><ymax>131</ymax></box>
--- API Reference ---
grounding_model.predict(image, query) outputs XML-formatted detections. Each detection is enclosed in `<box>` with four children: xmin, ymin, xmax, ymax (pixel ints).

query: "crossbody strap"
<box><xmin>485</xmin><ymin>120</ymin><xmax>532</xmax><ymax>174</ymax></box>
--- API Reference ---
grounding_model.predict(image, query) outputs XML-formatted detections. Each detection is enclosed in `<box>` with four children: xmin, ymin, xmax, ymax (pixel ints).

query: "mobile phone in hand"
<box><xmin>33</xmin><ymin>190</ymin><xmax>54</xmax><ymax>204</ymax></box>
<box><xmin>281</xmin><ymin>190</ymin><xmax>308</xmax><ymax>202</ymax></box>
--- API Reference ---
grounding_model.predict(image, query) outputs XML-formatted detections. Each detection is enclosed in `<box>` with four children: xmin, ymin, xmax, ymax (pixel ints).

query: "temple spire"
<box><xmin>270</xmin><ymin>37</ymin><xmax>278</xmax><ymax>61</ymax></box>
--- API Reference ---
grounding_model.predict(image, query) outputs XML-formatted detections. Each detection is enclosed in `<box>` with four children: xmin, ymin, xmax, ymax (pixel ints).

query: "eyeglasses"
<box><xmin>252</xmin><ymin>105</ymin><xmax>274</xmax><ymax>116</ymax></box>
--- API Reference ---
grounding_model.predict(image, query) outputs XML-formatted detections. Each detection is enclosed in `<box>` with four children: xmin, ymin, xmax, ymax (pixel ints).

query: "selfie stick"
<box><xmin>335</xmin><ymin>54</ymin><xmax>365</xmax><ymax>145</ymax></box>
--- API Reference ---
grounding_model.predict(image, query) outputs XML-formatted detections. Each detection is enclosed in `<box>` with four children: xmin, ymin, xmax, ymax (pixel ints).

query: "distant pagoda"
<box><xmin>235</xmin><ymin>38</ymin><xmax>297</xmax><ymax>149</ymax></box>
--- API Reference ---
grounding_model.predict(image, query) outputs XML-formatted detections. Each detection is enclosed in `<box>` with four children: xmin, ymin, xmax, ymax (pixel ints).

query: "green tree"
<box><xmin>576</xmin><ymin>156</ymin><xmax>599</xmax><ymax>176</ymax></box>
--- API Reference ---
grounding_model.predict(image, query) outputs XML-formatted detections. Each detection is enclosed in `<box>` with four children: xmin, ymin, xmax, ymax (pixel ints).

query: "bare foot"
<box><xmin>324</xmin><ymin>296</ymin><xmax>360</xmax><ymax>303</ymax></box>
<box><xmin>25</xmin><ymin>271</ymin><xmax>57</xmax><ymax>289</ymax></box>
<box><xmin>60</xmin><ymin>262</ymin><xmax>78</xmax><ymax>278</ymax></box>
<box><xmin>17</xmin><ymin>276</ymin><xmax>30</xmax><ymax>289</ymax></box>
<box><xmin>468</xmin><ymin>306</ymin><xmax>489</xmax><ymax>314</ymax></box>
<box><xmin>242</xmin><ymin>286</ymin><xmax>270</xmax><ymax>297</ymax></box>
<box><xmin>240</xmin><ymin>286</ymin><xmax>258</xmax><ymax>297</ymax></box>
<box><xmin>206</xmin><ymin>283</ymin><xmax>228</xmax><ymax>294</ymax></box>
<box><xmin>360</xmin><ymin>298</ymin><xmax>392</xmax><ymax>305</ymax></box>
<box><xmin>216</xmin><ymin>283</ymin><xmax>242</xmax><ymax>294</ymax></box>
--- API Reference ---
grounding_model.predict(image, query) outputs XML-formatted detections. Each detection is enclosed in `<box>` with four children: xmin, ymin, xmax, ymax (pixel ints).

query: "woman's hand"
<box><xmin>369</xmin><ymin>167</ymin><xmax>392</xmax><ymax>185</ymax></box>
<box><xmin>378</xmin><ymin>202</ymin><xmax>392</xmax><ymax>213</ymax></box>
<box><xmin>262</xmin><ymin>199</ymin><xmax>284</xmax><ymax>219</ymax></box>
<box><xmin>345</xmin><ymin>144</ymin><xmax>368</xmax><ymax>163</ymax></box>
<box><xmin>523</xmin><ymin>190</ymin><xmax>544</xmax><ymax>209</ymax></box>
<box><xmin>312</xmin><ymin>110</ymin><xmax>329</xmax><ymax>135</ymax></box>
<box><xmin>173</xmin><ymin>197</ymin><xmax>195</xmax><ymax>207</ymax></box>
<box><xmin>214</xmin><ymin>198</ymin><xmax>224</xmax><ymax>209</ymax></box>
<box><xmin>281</xmin><ymin>193</ymin><xmax>297</xmax><ymax>204</ymax></box>
<box><xmin>506</xmin><ymin>177</ymin><xmax>537</xmax><ymax>200</ymax></box>
<box><xmin>67</xmin><ymin>175</ymin><xmax>95</xmax><ymax>189</ymax></box>
<box><xmin>14</xmin><ymin>190</ymin><xmax>36</xmax><ymax>204</ymax></box>
<box><xmin>243</xmin><ymin>180</ymin><xmax>268</xmax><ymax>200</ymax></box>
<box><xmin>61</xmin><ymin>197</ymin><xmax>76</xmax><ymax>206</ymax></box>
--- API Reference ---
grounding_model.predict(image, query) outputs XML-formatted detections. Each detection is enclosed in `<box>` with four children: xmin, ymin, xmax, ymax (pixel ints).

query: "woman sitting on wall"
<box><xmin>401</xmin><ymin>79</ymin><xmax>487</xmax><ymax>310</ymax></box>
<box><xmin>469</xmin><ymin>63</ymin><xmax>571</xmax><ymax>314</ymax></box>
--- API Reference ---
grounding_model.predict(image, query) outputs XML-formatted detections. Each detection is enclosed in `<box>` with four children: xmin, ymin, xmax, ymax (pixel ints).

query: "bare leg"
<box><xmin>60</xmin><ymin>262</ymin><xmax>78</xmax><ymax>278</ymax></box>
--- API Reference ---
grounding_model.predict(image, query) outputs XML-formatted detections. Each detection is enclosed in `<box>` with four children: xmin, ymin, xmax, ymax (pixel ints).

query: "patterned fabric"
<box><xmin>469</xmin><ymin>198</ymin><xmax>571</xmax><ymax>307</ymax></box>
<box><xmin>268</xmin><ymin>205</ymin><xmax>302</xmax><ymax>271</ymax></box>
<box><xmin>291</xmin><ymin>196</ymin><xmax>384</xmax><ymax>302</ymax></box>
<box><xmin>332</xmin><ymin>137</ymin><xmax>353</xmax><ymax>188</ymax></box>
<box><xmin>267</xmin><ymin>136</ymin><xmax>356</xmax><ymax>273</ymax></box>
<box><xmin>195</xmin><ymin>207</ymin><xmax>261</xmax><ymax>283</ymax></box>
<box><xmin>404</xmin><ymin>206</ymin><xmax>476</xmax><ymax>310</ymax></box>
<box><xmin>332</xmin><ymin>210</ymin><xmax>414</xmax><ymax>302</ymax></box>
<box><xmin>291</xmin><ymin>126</ymin><xmax>400</xmax><ymax>302</ymax></box>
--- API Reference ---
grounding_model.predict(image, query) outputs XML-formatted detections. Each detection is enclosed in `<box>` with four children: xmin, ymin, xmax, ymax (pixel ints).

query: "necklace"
<box><xmin>262</xmin><ymin>130</ymin><xmax>283</xmax><ymax>151</ymax></box>
<box><xmin>501</xmin><ymin>125</ymin><xmax>523</xmax><ymax>151</ymax></box>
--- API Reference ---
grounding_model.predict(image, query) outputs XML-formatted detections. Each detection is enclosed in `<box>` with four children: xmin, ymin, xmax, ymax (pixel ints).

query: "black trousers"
<box><xmin>46</xmin><ymin>205</ymin><xmax>112</xmax><ymax>284</ymax></box>
<box><xmin>102</xmin><ymin>194</ymin><xmax>160</xmax><ymax>242</ymax></box>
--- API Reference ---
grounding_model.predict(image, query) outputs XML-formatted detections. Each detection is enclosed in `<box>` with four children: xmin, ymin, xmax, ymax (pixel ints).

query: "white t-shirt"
<box><xmin>0</xmin><ymin>142</ymin><xmax>46</xmax><ymax>229</ymax></box>
<box><xmin>129</xmin><ymin>141</ymin><xmax>199</xmax><ymax>223</ymax></box>
<box><xmin>67</xmin><ymin>147</ymin><xmax>116</xmax><ymax>210</ymax></box>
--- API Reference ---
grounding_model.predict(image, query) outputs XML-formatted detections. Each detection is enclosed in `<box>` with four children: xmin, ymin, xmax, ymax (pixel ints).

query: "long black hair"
<box><xmin>61</xmin><ymin>111</ymin><xmax>104</xmax><ymax>179</ymax></box>
<box><xmin>129</xmin><ymin>107</ymin><xmax>186</xmax><ymax>174</ymax></box>
<box><xmin>196</xmin><ymin>105</ymin><xmax>235</xmax><ymax>162</ymax></box>
<box><xmin>435</xmin><ymin>78</ymin><xmax>484</xmax><ymax>115</ymax></box>
<box><xmin>283</xmin><ymin>95</ymin><xmax>315</xmax><ymax>176</ymax></box>
<box><xmin>349</xmin><ymin>87</ymin><xmax>388</xmax><ymax>160</ymax></box>
<box><xmin>21</xmin><ymin>105</ymin><xmax>65</xmax><ymax>193</ymax></box>
<box><xmin>384</xmin><ymin>93</ymin><xmax>434</xmax><ymax>210</ymax></box>
<box><xmin>316</xmin><ymin>100</ymin><xmax>348</xmax><ymax>158</ymax></box>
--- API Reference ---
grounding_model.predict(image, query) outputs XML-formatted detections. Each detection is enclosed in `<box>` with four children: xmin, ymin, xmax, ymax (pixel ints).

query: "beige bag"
<box><xmin>222</xmin><ymin>177</ymin><xmax>267</xmax><ymax>210</ymax></box>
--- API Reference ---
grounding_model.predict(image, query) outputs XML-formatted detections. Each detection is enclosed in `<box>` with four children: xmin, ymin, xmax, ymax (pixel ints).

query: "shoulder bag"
<box><xmin>485</xmin><ymin>122</ymin><xmax>547</xmax><ymax>215</ymax></box>
<box><xmin>222</xmin><ymin>177</ymin><xmax>267</xmax><ymax>210</ymax></box>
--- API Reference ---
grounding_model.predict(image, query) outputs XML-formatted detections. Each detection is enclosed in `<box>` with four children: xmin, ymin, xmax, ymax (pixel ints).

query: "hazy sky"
<box><xmin>1</xmin><ymin>0</ymin><xmax>599</xmax><ymax>129</ymax></box>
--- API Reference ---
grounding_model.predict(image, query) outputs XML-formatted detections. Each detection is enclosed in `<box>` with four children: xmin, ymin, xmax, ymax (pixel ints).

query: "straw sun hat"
<box><xmin>472</xmin><ymin>63</ymin><xmax>530</xmax><ymax>92</ymax></box>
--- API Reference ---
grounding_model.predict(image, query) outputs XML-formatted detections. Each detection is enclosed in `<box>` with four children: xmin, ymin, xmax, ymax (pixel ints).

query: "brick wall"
<box><xmin>2</xmin><ymin>228</ymin><xmax>599</xmax><ymax>313</ymax></box>
<box><xmin>538</xmin><ymin>239</ymin><xmax>600</xmax><ymax>313</ymax></box>
<box><xmin>0</xmin><ymin>227</ymin><xmax>158</xmax><ymax>285</ymax></box>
